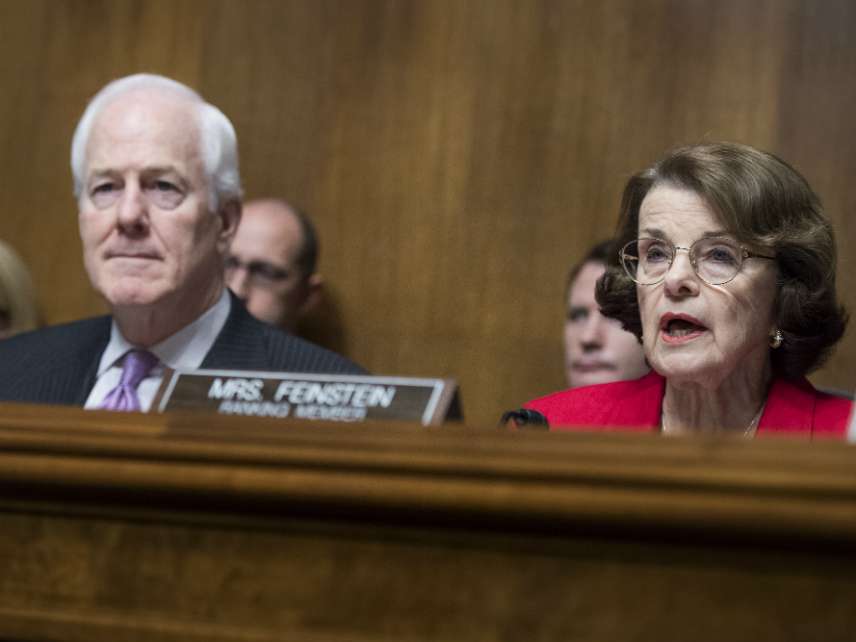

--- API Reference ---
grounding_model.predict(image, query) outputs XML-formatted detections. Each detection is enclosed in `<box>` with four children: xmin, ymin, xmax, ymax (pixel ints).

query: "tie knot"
<box><xmin>119</xmin><ymin>349</ymin><xmax>159</xmax><ymax>388</ymax></box>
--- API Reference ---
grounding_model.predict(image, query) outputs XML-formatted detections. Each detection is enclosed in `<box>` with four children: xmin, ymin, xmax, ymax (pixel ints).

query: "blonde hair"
<box><xmin>0</xmin><ymin>240</ymin><xmax>39</xmax><ymax>338</ymax></box>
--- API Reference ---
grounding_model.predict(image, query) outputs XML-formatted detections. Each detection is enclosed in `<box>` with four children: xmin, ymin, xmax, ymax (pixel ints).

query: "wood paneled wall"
<box><xmin>1</xmin><ymin>0</ymin><xmax>854</xmax><ymax>425</ymax></box>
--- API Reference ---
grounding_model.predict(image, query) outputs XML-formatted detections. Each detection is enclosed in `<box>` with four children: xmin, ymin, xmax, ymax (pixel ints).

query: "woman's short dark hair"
<box><xmin>595</xmin><ymin>142</ymin><xmax>847</xmax><ymax>379</ymax></box>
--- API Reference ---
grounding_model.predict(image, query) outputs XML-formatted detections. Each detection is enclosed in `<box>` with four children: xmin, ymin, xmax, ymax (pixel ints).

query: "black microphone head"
<box><xmin>499</xmin><ymin>408</ymin><xmax>549</xmax><ymax>429</ymax></box>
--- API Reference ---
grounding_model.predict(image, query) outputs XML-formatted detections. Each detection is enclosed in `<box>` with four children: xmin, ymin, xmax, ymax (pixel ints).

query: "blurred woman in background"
<box><xmin>0</xmin><ymin>239</ymin><xmax>40</xmax><ymax>339</ymax></box>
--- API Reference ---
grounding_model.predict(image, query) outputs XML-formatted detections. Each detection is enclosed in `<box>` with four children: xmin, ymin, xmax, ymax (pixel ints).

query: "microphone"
<box><xmin>499</xmin><ymin>408</ymin><xmax>549</xmax><ymax>429</ymax></box>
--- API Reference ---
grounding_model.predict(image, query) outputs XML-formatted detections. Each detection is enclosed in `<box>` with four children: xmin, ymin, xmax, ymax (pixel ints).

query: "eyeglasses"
<box><xmin>225</xmin><ymin>256</ymin><xmax>291</xmax><ymax>288</ymax></box>
<box><xmin>619</xmin><ymin>237</ymin><xmax>775</xmax><ymax>286</ymax></box>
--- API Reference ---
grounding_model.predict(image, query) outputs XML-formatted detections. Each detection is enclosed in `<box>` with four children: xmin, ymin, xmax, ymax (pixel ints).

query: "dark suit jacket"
<box><xmin>525</xmin><ymin>371</ymin><xmax>852</xmax><ymax>438</ymax></box>
<box><xmin>0</xmin><ymin>294</ymin><xmax>365</xmax><ymax>406</ymax></box>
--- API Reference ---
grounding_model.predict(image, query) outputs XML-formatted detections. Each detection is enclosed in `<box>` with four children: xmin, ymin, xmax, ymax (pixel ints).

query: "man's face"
<box><xmin>225</xmin><ymin>202</ymin><xmax>315</xmax><ymax>330</ymax></box>
<box><xmin>78</xmin><ymin>92</ymin><xmax>233</xmax><ymax>315</ymax></box>
<box><xmin>563</xmin><ymin>261</ymin><xmax>649</xmax><ymax>388</ymax></box>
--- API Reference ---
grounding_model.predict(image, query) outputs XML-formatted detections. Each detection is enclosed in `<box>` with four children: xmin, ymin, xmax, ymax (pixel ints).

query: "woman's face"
<box><xmin>636</xmin><ymin>185</ymin><xmax>778</xmax><ymax>389</ymax></box>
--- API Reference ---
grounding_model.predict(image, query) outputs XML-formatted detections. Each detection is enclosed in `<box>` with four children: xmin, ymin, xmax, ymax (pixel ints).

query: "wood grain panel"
<box><xmin>1</xmin><ymin>406</ymin><xmax>856</xmax><ymax>641</ymax></box>
<box><xmin>776</xmin><ymin>0</ymin><xmax>856</xmax><ymax>391</ymax></box>
<box><xmin>0</xmin><ymin>0</ymin><xmax>854</xmax><ymax>425</ymax></box>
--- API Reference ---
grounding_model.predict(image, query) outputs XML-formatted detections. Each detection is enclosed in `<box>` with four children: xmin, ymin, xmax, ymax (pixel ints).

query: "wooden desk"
<box><xmin>0</xmin><ymin>404</ymin><xmax>855</xmax><ymax>641</ymax></box>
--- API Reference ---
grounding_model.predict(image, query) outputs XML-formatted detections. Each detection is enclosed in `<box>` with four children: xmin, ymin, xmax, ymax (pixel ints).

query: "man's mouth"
<box><xmin>573</xmin><ymin>361</ymin><xmax>615</xmax><ymax>373</ymax></box>
<box><xmin>660</xmin><ymin>314</ymin><xmax>708</xmax><ymax>343</ymax></box>
<box><xmin>106</xmin><ymin>250</ymin><xmax>159</xmax><ymax>260</ymax></box>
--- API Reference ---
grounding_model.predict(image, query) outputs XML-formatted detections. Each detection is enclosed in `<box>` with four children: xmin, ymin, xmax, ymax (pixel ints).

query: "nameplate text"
<box><xmin>154</xmin><ymin>370</ymin><xmax>460</xmax><ymax>425</ymax></box>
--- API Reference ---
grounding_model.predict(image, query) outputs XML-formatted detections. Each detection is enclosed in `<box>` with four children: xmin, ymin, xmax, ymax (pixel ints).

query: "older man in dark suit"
<box><xmin>0</xmin><ymin>74</ymin><xmax>363</xmax><ymax>411</ymax></box>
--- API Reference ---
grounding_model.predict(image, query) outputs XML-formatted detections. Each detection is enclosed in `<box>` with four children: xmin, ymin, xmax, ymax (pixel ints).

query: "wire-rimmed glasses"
<box><xmin>224</xmin><ymin>256</ymin><xmax>291</xmax><ymax>289</ymax></box>
<box><xmin>619</xmin><ymin>237</ymin><xmax>775</xmax><ymax>286</ymax></box>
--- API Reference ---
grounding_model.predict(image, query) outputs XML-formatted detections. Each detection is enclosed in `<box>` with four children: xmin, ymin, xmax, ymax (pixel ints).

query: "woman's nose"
<box><xmin>662</xmin><ymin>248</ymin><xmax>700</xmax><ymax>297</ymax></box>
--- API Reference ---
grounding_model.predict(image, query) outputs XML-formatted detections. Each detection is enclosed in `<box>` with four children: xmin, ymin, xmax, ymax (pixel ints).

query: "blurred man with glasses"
<box><xmin>226</xmin><ymin>199</ymin><xmax>323</xmax><ymax>333</ymax></box>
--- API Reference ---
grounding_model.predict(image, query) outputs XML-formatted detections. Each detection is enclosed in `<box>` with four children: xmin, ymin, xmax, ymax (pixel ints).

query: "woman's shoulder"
<box><xmin>524</xmin><ymin>371</ymin><xmax>664</xmax><ymax>430</ymax></box>
<box><xmin>761</xmin><ymin>377</ymin><xmax>853</xmax><ymax>437</ymax></box>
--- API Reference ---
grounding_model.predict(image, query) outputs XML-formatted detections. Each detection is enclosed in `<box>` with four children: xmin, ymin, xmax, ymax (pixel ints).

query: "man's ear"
<box><xmin>217</xmin><ymin>200</ymin><xmax>242</xmax><ymax>251</ymax></box>
<box><xmin>299</xmin><ymin>273</ymin><xmax>324</xmax><ymax>316</ymax></box>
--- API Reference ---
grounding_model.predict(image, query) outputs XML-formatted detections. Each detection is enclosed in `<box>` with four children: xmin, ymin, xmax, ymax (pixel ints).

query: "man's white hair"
<box><xmin>70</xmin><ymin>73</ymin><xmax>242</xmax><ymax>210</ymax></box>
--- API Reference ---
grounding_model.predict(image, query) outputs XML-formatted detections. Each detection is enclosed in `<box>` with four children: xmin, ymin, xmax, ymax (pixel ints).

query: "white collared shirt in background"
<box><xmin>85</xmin><ymin>290</ymin><xmax>231</xmax><ymax>412</ymax></box>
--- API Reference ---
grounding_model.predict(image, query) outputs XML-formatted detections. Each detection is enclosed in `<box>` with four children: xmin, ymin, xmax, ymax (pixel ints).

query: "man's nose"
<box><xmin>116</xmin><ymin>184</ymin><xmax>148</xmax><ymax>232</ymax></box>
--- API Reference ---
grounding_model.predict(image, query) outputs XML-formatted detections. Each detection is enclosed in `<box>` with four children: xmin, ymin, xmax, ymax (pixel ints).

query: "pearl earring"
<box><xmin>770</xmin><ymin>329</ymin><xmax>783</xmax><ymax>349</ymax></box>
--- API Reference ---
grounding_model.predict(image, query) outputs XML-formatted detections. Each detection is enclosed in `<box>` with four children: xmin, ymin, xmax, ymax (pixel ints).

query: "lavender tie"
<box><xmin>98</xmin><ymin>350</ymin><xmax>159</xmax><ymax>412</ymax></box>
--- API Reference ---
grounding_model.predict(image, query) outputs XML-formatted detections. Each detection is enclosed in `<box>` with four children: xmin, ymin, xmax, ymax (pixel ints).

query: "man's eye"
<box><xmin>92</xmin><ymin>183</ymin><xmax>118</xmax><ymax>196</ymax></box>
<box><xmin>250</xmin><ymin>262</ymin><xmax>289</xmax><ymax>282</ymax></box>
<box><xmin>568</xmin><ymin>308</ymin><xmax>589</xmax><ymax>322</ymax></box>
<box><xmin>90</xmin><ymin>183</ymin><xmax>120</xmax><ymax>207</ymax></box>
<box><xmin>146</xmin><ymin>180</ymin><xmax>185</xmax><ymax>208</ymax></box>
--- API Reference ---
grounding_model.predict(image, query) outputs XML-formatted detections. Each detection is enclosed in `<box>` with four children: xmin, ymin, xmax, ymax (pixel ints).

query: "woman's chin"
<box><xmin>650</xmin><ymin>356</ymin><xmax>722</xmax><ymax>389</ymax></box>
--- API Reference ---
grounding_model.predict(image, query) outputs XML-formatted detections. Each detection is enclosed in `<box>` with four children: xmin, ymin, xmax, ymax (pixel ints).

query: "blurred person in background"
<box><xmin>226</xmin><ymin>198</ymin><xmax>322</xmax><ymax>333</ymax></box>
<box><xmin>564</xmin><ymin>240</ymin><xmax>648</xmax><ymax>388</ymax></box>
<box><xmin>0</xmin><ymin>239</ymin><xmax>40</xmax><ymax>338</ymax></box>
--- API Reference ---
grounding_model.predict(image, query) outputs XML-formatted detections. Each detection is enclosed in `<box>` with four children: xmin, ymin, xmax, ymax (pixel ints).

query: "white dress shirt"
<box><xmin>85</xmin><ymin>290</ymin><xmax>231</xmax><ymax>412</ymax></box>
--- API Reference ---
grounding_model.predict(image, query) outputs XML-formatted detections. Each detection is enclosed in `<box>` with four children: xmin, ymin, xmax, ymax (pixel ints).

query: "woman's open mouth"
<box><xmin>660</xmin><ymin>314</ymin><xmax>708</xmax><ymax>344</ymax></box>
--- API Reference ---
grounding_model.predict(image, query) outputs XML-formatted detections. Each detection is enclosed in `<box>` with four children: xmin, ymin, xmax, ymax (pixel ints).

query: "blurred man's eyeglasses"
<box><xmin>619</xmin><ymin>237</ymin><xmax>775</xmax><ymax>286</ymax></box>
<box><xmin>225</xmin><ymin>256</ymin><xmax>291</xmax><ymax>288</ymax></box>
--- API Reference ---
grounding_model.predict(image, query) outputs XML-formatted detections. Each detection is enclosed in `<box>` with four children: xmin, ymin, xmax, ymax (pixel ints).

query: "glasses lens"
<box><xmin>625</xmin><ymin>238</ymin><xmax>673</xmax><ymax>285</ymax></box>
<box><xmin>619</xmin><ymin>241</ymin><xmax>640</xmax><ymax>282</ymax></box>
<box><xmin>693</xmin><ymin>238</ymin><xmax>742</xmax><ymax>285</ymax></box>
<box><xmin>248</xmin><ymin>262</ymin><xmax>290</xmax><ymax>286</ymax></box>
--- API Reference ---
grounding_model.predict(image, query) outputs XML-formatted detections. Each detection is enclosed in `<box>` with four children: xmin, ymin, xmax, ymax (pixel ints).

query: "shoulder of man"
<box><xmin>204</xmin><ymin>298</ymin><xmax>367</xmax><ymax>375</ymax></box>
<box><xmin>0</xmin><ymin>316</ymin><xmax>111</xmax><ymax>360</ymax></box>
<box><xmin>0</xmin><ymin>316</ymin><xmax>111</xmax><ymax>403</ymax></box>
<box><xmin>524</xmin><ymin>371</ymin><xmax>663</xmax><ymax>431</ymax></box>
<box><xmin>256</xmin><ymin>321</ymin><xmax>368</xmax><ymax>375</ymax></box>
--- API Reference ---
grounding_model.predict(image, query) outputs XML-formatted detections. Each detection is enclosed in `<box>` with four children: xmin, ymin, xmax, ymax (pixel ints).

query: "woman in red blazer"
<box><xmin>523</xmin><ymin>142</ymin><xmax>851</xmax><ymax>438</ymax></box>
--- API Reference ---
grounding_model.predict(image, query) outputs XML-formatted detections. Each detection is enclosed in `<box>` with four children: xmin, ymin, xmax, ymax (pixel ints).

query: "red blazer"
<box><xmin>524</xmin><ymin>371</ymin><xmax>852</xmax><ymax>438</ymax></box>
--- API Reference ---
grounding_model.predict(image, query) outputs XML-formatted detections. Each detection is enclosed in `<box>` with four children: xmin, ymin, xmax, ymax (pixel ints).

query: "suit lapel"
<box><xmin>200</xmin><ymin>293</ymin><xmax>271</xmax><ymax>370</ymax></box>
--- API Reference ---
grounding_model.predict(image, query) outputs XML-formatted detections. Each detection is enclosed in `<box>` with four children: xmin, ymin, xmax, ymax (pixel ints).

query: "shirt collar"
<box><xmin>96</xmin><ymin>289</ymin><xmax>232</xmax><ymax>376</ymax></box>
